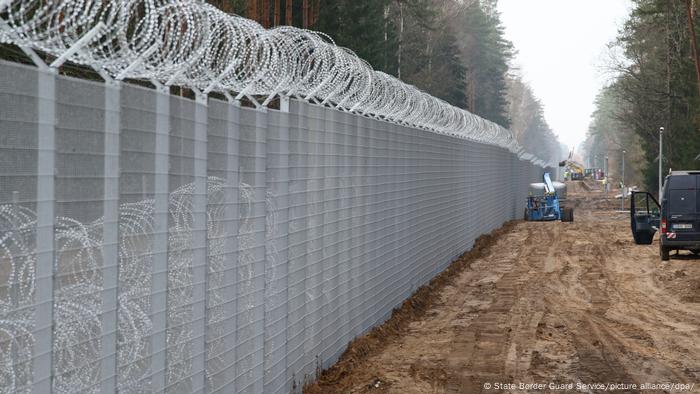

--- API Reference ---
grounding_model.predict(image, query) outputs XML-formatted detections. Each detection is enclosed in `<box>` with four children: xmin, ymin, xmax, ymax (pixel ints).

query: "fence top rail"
<box><xmin>0</xmin><ymin>0</ymin><xmax>550</xmax><ymax>167</ymax></box>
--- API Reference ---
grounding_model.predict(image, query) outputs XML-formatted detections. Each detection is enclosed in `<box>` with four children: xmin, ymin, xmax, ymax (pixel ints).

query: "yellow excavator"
<box><xmin>559</xmin><ymin>150</ymin><xmax>585</xmax><ymax>181</ymax></box>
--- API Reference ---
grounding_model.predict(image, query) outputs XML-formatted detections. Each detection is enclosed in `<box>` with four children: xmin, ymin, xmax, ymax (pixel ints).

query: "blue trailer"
<box><xmin>525</xmin><ymin>173</ymin><xmax>574</xmax><ymax>222</ymax></box>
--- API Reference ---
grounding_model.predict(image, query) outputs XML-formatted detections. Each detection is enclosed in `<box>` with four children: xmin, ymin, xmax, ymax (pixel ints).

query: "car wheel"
<box><xmin>660</xmin><ymin>244</ymin><xmax>670</xmax><ymax>261</ymax></box>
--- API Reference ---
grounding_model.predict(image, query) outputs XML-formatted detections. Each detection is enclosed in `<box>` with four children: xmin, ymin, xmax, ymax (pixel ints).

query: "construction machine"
<box><xmin>559</xmin><ymin>150</ymin><xmax>585</xmax><ymax>181</ymax></box>
<box><xmin>525</xmin><ymin>172</ymin><xmax>574</xmax><ymax>222</ymax></box>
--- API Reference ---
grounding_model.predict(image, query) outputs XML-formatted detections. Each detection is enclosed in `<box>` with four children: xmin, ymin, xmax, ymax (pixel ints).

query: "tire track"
<box><xmin>308</xmin><ymin>186</ymin><xmax>700</xmax><ymax>393</ymax></box>
<box><xmin>444</xmin><ymin>224</ymin><xmax>551</xmax><ymax>393</ymax></box>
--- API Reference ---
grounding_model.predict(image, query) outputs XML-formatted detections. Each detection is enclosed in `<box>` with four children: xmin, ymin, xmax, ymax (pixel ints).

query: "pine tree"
<box><xmin>507</xmin><ymin>76</ymin><xmax>562</xmax><ymax>164</ymax></box>
<box><xmin>594</xmin><ymin>0</ymin><xmax>700</xmax><ymax>190</ymax></box>
<box><xmin>454</xmin><ymin>2</ymin><xmax>513</xmax><ymax>127</ymax></box>
<box><xmin>314</xmin><ymin>0</ymin><xmax>395</xmax><ymax>72</ymax></box>
<box><xmin>203</xmin><ymin>0</ymin><xmax>516</xmax><ymax>129</ymax></box>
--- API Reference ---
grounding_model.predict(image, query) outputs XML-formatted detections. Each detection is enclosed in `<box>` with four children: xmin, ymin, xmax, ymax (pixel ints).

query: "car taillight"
<box><xmin>661</xmin><ymin>218</ymin><xmax>667</xmax><ymax>233</ymax></box>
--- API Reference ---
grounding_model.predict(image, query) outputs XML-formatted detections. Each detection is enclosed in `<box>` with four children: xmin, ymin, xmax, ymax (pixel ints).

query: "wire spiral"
<box><xmin>0</xmin><ymin>0</ymin><xmax>548</xmax><ymax>160</ymax></box>
<box><xmin>0</xmin><ymin>178</ymin><xmax>270</xmax><ymax>393</ymax></box>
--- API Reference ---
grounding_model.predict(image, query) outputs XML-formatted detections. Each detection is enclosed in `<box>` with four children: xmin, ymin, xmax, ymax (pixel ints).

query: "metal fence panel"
<box><xmin>116</xmin><ymin>83</ymin><xmax>158</xmax><ymax>392</ymax></box>
<box><xmin>264</xmin><ymin>109</ymin><xmax>290</xmax><ymax>393</ymax></box>
<box><xmin>0</xmin><ymin>61</ymin><xmax>40</xmax><ymax>394</ymax></box>
<box><xmin>0</xmin><ymin>60</ymin><xmax>545</xmax><ymax>393</ymax></box>
<box><xmin>53</xmin><ymin>74</ymin><xmax>106</xmax><ymax>393</ymax></box>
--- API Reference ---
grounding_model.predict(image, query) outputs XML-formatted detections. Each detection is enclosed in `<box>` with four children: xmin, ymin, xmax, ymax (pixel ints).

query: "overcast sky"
<box><xmin>497</xmin><ymin>0</ymin><xmax>633</xmax><ymax>152</ymax></box>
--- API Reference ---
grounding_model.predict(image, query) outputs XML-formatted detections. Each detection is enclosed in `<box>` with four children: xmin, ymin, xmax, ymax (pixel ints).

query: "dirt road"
<box><xmin>308</xmin><ymin>182</ymin><xmax>700</xmax><ymax>393</ymax></box>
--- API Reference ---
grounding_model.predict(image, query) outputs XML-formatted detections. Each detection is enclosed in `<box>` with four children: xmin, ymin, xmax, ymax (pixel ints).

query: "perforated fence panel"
<box><xmin>0</xmin><ymin>60</ymin><xmax>550</xmax><ymax>393</ymax></box>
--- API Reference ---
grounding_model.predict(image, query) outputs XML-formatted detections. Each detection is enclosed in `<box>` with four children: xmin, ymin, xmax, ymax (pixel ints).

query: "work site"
<box><xmin>2</xmin><ymin>0</ymin><xmax>700</xmax><ymax>393</ymax></box>
<box><xmin>308</xmin><ymin>180</ymin><xmax>700</xmax><ymax>393</ymax></box>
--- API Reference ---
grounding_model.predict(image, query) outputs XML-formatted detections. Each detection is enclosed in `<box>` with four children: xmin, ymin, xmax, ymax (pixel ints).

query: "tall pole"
<box><xmin>659</xmin><ymin>127</ymin><xmax>664</xmax><ymax>200</ymax></box>
<box><xmin>621</xmin><ymin>149</ymin><xmax>626</xmax><ymax>210</ymax></box>
<box><xmin>605</xmin><ymin>155</ymin><xmax>609</xmax><ymax>194</ymax></box>
<box><xmin>595</xmin><ymin>155</ymin><xmax>600</xmax><ymax>179</ymax></box>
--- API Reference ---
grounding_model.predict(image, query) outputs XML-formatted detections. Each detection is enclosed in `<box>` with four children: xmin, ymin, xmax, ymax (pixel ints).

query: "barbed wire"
<box><xmin>0</xmin><ymin>177</ymin><xmax>273</xmax><ymax>393</ymax></box>
<box><xmin>0</xmin><ymin>0</ymin><xmax>552</xmax><ymax>162</ymax></box>
<box><xmin>0</xmin><ymin>3</ymin><xmax>555</xmax><ymax>390</ymax></box>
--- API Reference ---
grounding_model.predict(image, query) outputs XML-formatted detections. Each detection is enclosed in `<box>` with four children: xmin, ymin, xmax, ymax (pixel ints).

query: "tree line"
<box><xmin>584</xmin><ymin>0</ymin><xmax>700</xmax><ymax>189</ymax></box>
<box><xmin>207</xmin><ymin>0</ymin><xmax>564</xmax><ymax>164</ymax></box>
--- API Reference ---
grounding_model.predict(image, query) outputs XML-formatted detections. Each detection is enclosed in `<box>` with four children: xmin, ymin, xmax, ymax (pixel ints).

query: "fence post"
<box><xmin>264</xmin><ymin>97</ymin><xmax>290</xmax><ymax>392</ymax></box>
<box><xmin>286</xmin><ymin>99</ymin><xmax>308</xmax><ymax>391</ymax></box>
<box><xmin>363</xmin><ymin>114</ymin><xmax>378</xmax><ymax>330</ymax></box>
<box><xmin>253</xmin><ymin>107</ymin><xmax>268</xmax><ymax>393</ymax></box>
<box><xmin>100</xmin><ymin>74</ymin><xmax>121</xmax><ymax>393</ymax></box>
<box><xmin>335</xmin><ymin>110</ymin><xmax>352</xmax><ymax>355</ymax></box>
<box><xmin>150</xmin><ymin>80</ymin><xmax>170</xmax><ymax>392</ymax></box>
<box><xmin>319</xmin><ymin>105</ymin><xmax>336</xmax><ymax>367</ymax></box>
<box><xmin>33</xmin><ymin>58</ymin><xmax>57</xmax><ymax>394</ymax></box>
<box><xmin>236</xmin><ymin>105</ymin><xmax>268</xmax><ymax>392</ymax></box>
<box><xmin>355</xmin><ymin>114</ymin><xmax>369</xmax><ymax>337</ymax></box>
<box><xmin>210</xmin><ymin>95</ymin><xmax>240</xmax><ymax>393</ymax></box>
<box><xmin>192</xmin><ymin>91</ymin><xmax>209</xmax><ymax>393</ymax></box>
<box><xmin>303</xmin><ymin>102</ymin><xmax>323</xmax><ymax>379</ymax></box>
<box><xmin>221</xmin><ymin>97</ymin><xmax>241</xmax><ymax>391</ymax></box>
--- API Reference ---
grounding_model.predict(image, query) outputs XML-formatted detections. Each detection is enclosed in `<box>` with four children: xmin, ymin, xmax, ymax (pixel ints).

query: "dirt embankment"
<box><xmin>306</xmin><ymin>184</ymin><xmax>700</xmax><ymax>393</ymax></box>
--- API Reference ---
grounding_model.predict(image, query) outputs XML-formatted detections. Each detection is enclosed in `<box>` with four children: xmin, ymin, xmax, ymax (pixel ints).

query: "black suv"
<box><xmin>631</xmin><ymin>171</ymin><xmax>700</xmax><ymax>260</ymax></box>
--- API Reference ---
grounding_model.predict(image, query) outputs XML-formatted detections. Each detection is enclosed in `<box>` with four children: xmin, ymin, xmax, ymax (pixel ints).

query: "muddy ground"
<box><xmin>307</xmin><ymin>182</ymin><xmax>700</xmax><ymax>393</ymax></box>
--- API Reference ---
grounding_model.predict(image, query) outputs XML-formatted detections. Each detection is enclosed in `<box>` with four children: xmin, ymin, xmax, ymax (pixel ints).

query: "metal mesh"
<box><xmin>0</xmin><ymin>60</ymin><xmax>39</xmax><ymax>394</ymax></box>
<box><xmin>116</xmin><ymin>84</ymin><xmax>157</xmax><ymax>393</ymax></box>
<box><xmin>0</xmin><ymin>60</ymin><xmax>550</xmax><ymax>393</ymax></box>
<box><xmin>52</xmin><ymin>74</ymin><xmax>106</xmax><ymax>393</ymax></box>
<box><xmin>204</xmin><ymin>99</ymin><xmax>240</xmax><ymax>393</ymax></box>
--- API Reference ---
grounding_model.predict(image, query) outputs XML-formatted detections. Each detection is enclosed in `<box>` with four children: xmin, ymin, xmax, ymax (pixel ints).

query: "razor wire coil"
<box><xmin>0</xmin><ymin>0</ymin><xmax>545</xmax><ymax>158</ymax></box>
<box><xmin>0</xmin><ymin>4</ymin><xmax>550</xmax><ymax>390</ymax></box>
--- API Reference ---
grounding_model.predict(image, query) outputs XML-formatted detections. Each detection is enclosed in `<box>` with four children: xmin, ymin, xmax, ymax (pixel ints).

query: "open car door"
<box><xmin>630</xmin><ymin>191</ymin><xmax>660</xmax><ymax>244</ymax></box>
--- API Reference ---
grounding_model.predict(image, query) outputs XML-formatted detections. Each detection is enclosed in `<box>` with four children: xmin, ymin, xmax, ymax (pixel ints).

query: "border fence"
<box><xmin>1</xmin><ymin>59</ymin><xmax>548</xmax><ymax>393</ymax></box>
<box><xmin>1</xmin><ymin>1</ymin><xmax>552</xmax><ymax>392</ymax></box>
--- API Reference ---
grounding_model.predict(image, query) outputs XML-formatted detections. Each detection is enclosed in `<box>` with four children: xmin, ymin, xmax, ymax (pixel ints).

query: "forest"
<box><xmin>204</xmin><ymin>0</ymin><xmax>566</xmax><ymax>164</ymax></box>
<box><xmin>583</xmin><ymin>0</ymin><xmax>700</xmax><ymax>190</ymax></box>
